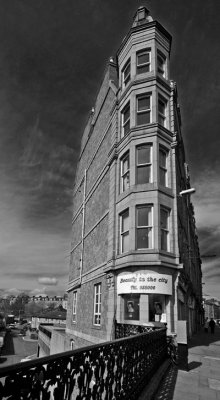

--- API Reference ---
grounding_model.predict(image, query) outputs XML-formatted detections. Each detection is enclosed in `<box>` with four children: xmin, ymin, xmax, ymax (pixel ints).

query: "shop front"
<box><xmin>116</xmin><ymin>271</ymin><xmax>173</xmax><ymax>329</ymax></box>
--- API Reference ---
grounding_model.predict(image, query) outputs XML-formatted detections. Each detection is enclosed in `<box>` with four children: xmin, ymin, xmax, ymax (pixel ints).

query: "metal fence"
<box><xmin>0</xmin><ymin>327</ymin><xmax>167</xmax><ymax>399</ymax></box>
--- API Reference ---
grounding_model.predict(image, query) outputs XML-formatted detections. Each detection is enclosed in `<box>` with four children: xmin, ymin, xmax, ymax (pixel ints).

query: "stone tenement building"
<box><xmin>66</xmin><ymin>6</ymin><xmax>202</xmax><ymax>349</ymax></box>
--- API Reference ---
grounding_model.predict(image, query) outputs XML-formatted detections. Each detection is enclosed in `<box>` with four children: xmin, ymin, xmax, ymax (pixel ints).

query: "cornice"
<box><xmin>117</xmin><ymin>21</ymin><xmax>172</xmax><ymax>57</ymax></box>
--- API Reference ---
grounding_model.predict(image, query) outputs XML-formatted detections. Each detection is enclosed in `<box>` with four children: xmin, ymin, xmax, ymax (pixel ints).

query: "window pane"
<box><xmin>158</xmin><ymin>100</ymin><xmax>165</xmax><ymax>115</ymax></box>
<box><xmin>161</xmin><ymin>230</ymin><xmax>168</xmax><ymax>251</ymax></box>
<box><xmin>159</xmin><ymin>150</ymin><xmax>166</xmax><ymax>168</ymax></box>
<box><xmin>122</xmin><ymin>232</ymin><xmax>129</xmax><ymax>252</ymax></box>
<box><xmin>124</xmin><ymin>106</ymin><xmax>130</xmax><ymax>121</ymax></box>
<box><xmin>122</xmin><ymin>174</ymin><xmax>129</xmax><ymax>191</ymax></box>
<box><xmin>159</xmin><ymin>169</ymin><xmax>166</xmax><ymax>186</ymax></box>
<box><xmin>137</xmin><ymin>64</ymin><xmax>150</xmax><ymax>74</ymax></box>
<box><xmin>158</xmin><ymin>54</ymin><xmax>165</xmax><ymax>76</ymax></box>
<box><xmin>138</xmin><ymin>96</ymin><xmax>150</xmax><ymax>111</ymax></box>
<box><xmin>161</xmin><ymin>209</ymin><xmax>168</xmax><ymax>229</ymax></box>
<box><xmin>137</xmin><ymin>166</ymin><xmax>151</xmax><ymax>184</ymax></box>
<box><xmin>124</xmin><ymin>295</ymin><xmax>140</xmax><ymax>320</ymax></box>
<box><xmin>158</xmin><ymin>115</ymin><xmax>165</xmax><ymax>126</ymax></box>
<box><xmin>137</xmin><ymin>207</ymin><xmax>151</xmax><ymax>226</ymax></box>
<box><xmin>137</xmin><ymin>227</ymin><xmax>152</xmax><ymax>248</ymax></box>
<box><xmin>137</xmin><ymin>52</ymin><xmax>149</xmax><ymax>65</ymax></box>
<box><xmin>95</xmin><ymin>315</ymin><xmax>100</xmax><ymax>325</ymax></box>
<box><xmin>122</xmin><ymin>211</ymin><xmax>129</xmax><ymax>231</ymax></box>
<box><xmin>123</xmin><ymin>121</ymin><xmax>130</xmax><ymax>136</ymax></box>
<box><xmin>124</xmin><ymin>63</ymin><xmax>130</xmax><ymax>78</ymax></box>
<box><xmin>137</xmin><ymin>111</ymin><xmax>150</xmax><ymax>125</ymax></box>
<box><xmin>122</xmin><ymin>156</ymin><xmax>129</xmax><ymax>173</ymax></box>
<box><xmin>137</xmin><ymin>146</ymin><xmax>151</xmax><ymax>164</ymax></box>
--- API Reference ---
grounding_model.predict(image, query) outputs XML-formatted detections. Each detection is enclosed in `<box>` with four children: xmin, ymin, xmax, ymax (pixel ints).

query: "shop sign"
<box><xmin>117</xmin><ymin>273</ymin><xmax>172</xmax><ymax>295</ymax></box>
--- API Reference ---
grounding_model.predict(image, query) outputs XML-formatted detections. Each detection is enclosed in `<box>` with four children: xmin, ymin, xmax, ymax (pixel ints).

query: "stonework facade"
<box><xmin>66</xmin><ymin>7</ymin><xmax>202</xmax><ymax>350</ymax></box>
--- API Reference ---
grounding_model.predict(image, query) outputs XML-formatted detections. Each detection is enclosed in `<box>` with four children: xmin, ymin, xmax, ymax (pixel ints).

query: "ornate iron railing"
<box><xmin>0</xmin><ymin>328</ymin><xmax>167</xmax><ymax>399</ymax></box>
<box><xmin>115</xmin><ymin>322</ymin><xmax>162</xmax><ymax>338</ymax></box>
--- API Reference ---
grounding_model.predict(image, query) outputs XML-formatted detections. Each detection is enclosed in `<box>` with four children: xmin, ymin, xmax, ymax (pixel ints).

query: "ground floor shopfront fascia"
<box><xmin>116</xmin><ymin>269</ymin><xmax>177</xmax><ymax>334</ymax></box>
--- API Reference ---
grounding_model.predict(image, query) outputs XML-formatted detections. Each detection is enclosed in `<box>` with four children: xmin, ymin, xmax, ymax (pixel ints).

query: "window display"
<box><xmin>124</xmin><ymin>294</ymin><xmax>140</xmax><ymax>320</ymax></box>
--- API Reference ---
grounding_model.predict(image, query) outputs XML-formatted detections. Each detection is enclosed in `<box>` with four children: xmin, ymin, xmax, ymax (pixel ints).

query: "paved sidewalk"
<box><xmin>154</xmin><ymin>325</ymin><xmax>220</xmax><ymax>400</ymax></box>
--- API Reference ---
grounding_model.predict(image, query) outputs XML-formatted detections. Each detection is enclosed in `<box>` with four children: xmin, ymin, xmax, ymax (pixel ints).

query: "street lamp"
<box><xmin>179</xmin><ymin>188</ymin><xmax>196</xmax><ymax>196</ymax></box>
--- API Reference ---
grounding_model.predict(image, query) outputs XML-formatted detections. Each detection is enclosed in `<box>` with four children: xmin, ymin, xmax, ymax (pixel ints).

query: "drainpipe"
<box><xmin>79</xmin><ymin>169</ymin><xmax>87</xmax><ymax>284</ymax></box>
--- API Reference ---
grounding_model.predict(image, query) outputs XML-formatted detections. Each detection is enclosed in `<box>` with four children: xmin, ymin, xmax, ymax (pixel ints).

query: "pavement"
<box><xmin>154</xmin><ymin>325</ymin><xmax>220</xmax><ymax>400</ymax></box>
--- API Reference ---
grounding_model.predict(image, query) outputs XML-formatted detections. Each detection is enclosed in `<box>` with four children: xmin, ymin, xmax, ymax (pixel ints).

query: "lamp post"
<box><xmin>179</xmin><ymin>188</ymin><xmax>196</xmax><ymax>196</ymax></box>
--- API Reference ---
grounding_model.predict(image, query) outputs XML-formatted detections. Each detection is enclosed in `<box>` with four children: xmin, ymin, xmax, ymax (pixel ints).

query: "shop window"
<box><xmin>159</xmin><ymin>147</ymin><xmax>168</xmax><ymax>186</ymax></box>
<box><xmin>136</xmin><ymin>94</ymin><xmax>151</xmax><ymax>126</ymax></box>
<box><xmin>121</xmin><ymin>102</ymin><xmax>130</xmax><ymax>137</ymax></box>
<box><xmin>121</xmin><ymin>152</ymin><xmax>130</xmax><ymax>193</ymax></box>
<box><xmin>93</xmin><ymin>283</ymin><xmax>101</xmax><ymax>326</ymax></box>
<box><xmin>72</xmin><ymin>291</ymin><xmax>77</xmax><ymax>322</ymax></box>
<box><xmin>136</xmin><ymin>144</ymin><xmax>152</xmax><ymax>184</ymax></box>
<box><xmin>136</xmin><ymin>49</ymin><xmax>151</xmax><ymax>74</ymax></box>
<box><xmin>158</xmin><ymin>96</ymin><xmax>167</xmax><ymax>127</ymax></box>
<box><xmin>124</xmin><ymin>294</ymin><xmax>140</xmax><ymax>321</ymax></box>
<box><xmin>122</xmin><ymin>58</ymin><xmax>131</xmax><ymax>87</ymax></box>
<box><xmin>160</xmin><ymin>207</ymin><xmax>170</xmax><ymax>251</ymax></box>
<box><xmin>136</xmin><ymin>205</ymin><xmax>153</xmax><ymax>249</ymax></box>
<box><xmin>157</xmin><ymin>51</ymin><xmax>166</xmax><ymax>77</ymax></box>
<box><xmin>120</xmin><ymin>209</ymin><xmax>129</xmax><ymax>253</ymax></box>
<box><xmin>148</xmin><ymin>294</ymin><xmax>164</xmax><ymax>322</ymax></box>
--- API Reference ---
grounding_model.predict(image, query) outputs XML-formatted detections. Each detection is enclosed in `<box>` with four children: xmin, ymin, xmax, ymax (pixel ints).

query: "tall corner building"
<box><xmin>66</xmin><ymin>6</ymin><xmax>203</xmax><ymax>348</ymax></box>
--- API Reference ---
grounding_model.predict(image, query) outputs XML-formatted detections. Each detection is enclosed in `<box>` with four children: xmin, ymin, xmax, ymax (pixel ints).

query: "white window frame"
<box><xmin>136</xmin><ymin>49</ymin><xmax>151</xmax><ymax>75</ymax></box>
<box><xmin>157</xmin><ymin>51</ymin><xmax>166</xmax><ymax>77</ymax></box>
<box><xmin>121</xmin><ymin>102</ymin><xmax>130</xmax><ymax>137</ymax></box>
<box><xmin>72</xmin><ymin>291</ymin><xmax>77</xmax><ymax>322</ymax></box>
<box><xmin>158</xmin><ymin>96</ymin><xmax>167</xmax><ymax>127</ymax></box>
<box><xmin>122</xmin><ymin>58</ymin><xmax>131</xmax><ymax>87</ymax></box>
<box><xmin>136</xmin><ymin>205</ymin><xmax>153</xmax><ymax>249</ymax></box>
<box><xmin>136</xmin><ymin>94</ymin><xmax>151</xmax><ymax>126</ymax></box>
<box><xmin>160</xmin><ymin>207</ymin><xmax>170</xmax><ymax>251</ymax></box>
<box><xmin>120</xmin><ymin>209</ymin><xmax>129</xmax><ymax>254</ymax></box>
<box><xmin>93</xmin><ymin>283</ymin><xmax>101</xmax><ymax>326</ymax></box>
<box><xmin>136</xmin><ymin>144</ymin><xmax>152</xmax><ymax>184</ymax></box>
<box><xmin>121</xmin><ymin>152</ymin><xmax>130</xmax><ymax>193</ymax></box>
<box><xmin>159</xmin><ymin>147</ymin><xmax>168</xmax><ymax>187</ymax></box>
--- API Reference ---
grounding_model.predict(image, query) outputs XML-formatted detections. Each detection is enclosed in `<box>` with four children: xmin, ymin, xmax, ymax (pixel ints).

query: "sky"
<box><xmin>0</xmin><ymin>0</ymin><xmax>219</xmax><ymax>299</ymax></box>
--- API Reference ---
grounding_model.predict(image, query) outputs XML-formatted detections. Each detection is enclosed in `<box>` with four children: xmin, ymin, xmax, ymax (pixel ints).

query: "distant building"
<box><xmin>30</xmin><ymin>294</ymin><xmax>67</xmax><ymax>309</ymax></box>
<box><xmin>203</xmin><ymin>298</ymin><xmax>220</xmax><ymax>320</ymax></box>
<box><xmin>33</xmin><ymin>309</ymin><xmax>67</xmax><ymax>357</ymax></box>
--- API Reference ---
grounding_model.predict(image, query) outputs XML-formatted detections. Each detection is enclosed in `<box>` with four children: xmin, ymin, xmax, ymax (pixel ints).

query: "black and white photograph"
<box><xmin>0</xmin><ymin>1</ymin><xmax>220</xmax><ymax>398</ymax></box>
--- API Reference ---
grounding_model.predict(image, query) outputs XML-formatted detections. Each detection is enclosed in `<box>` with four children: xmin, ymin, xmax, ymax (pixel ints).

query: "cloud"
<box><xmin>29</xmin><ymin>287</ymin><xmax>47</xmax><ymax>296</ymax></box>
<box><xmin>193</xmin><ymin>167</ymin><xmax>220</xmax><ymax>249</ymax></box>
<box><xmin>38</xmin><ymin>277</ymin><xmax>58</xmax><ymax>285</ymax></box>
<box><xmin>191</xmin><ymin>167</ymin><xmax>220</xmax><ymax>299</ymax></box>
